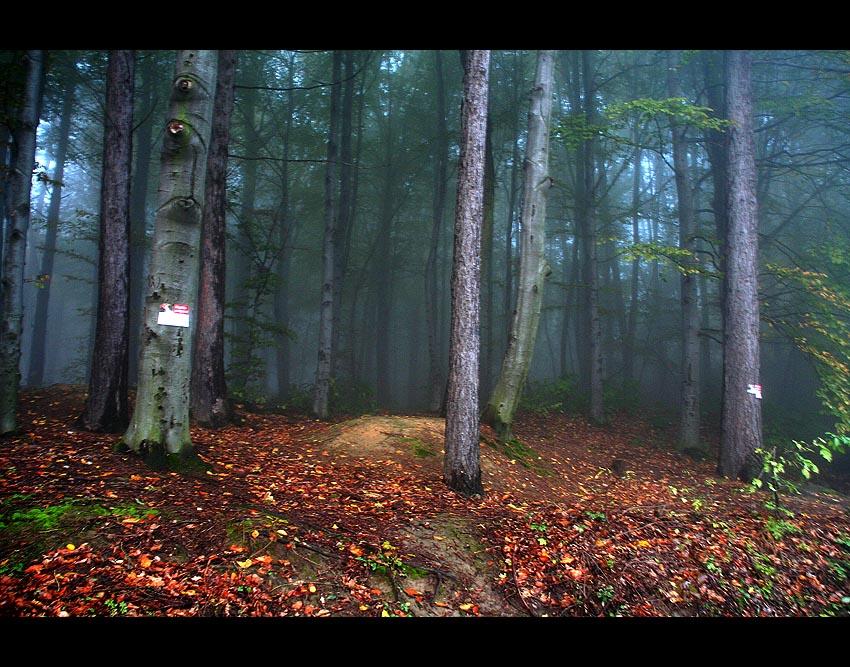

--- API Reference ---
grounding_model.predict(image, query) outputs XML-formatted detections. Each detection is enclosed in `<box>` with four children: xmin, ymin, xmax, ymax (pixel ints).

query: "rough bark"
<box><xmin>120</xmin><ymin>50</ymin><xmax>217</xmax><ymax>468</ymax></box>
<box><xmin>443</xmin><ymin>50</ymin><xmax>489</xmax><ymax>498</ymax></box>
<box><xmin>191</xmin><ymin>49</ymin><xmax>237</xmax><ymax>428</ymax></box>
<box><xmin>313</xmin><ymin>51</ymin><xmax>342</xmax><ymax>419</ymax></box>
<box><xmin>0</xmin><ymin>50</ymin><xmax>44</xmax><ymax>435</ymax></box>
<box><xmin>481</xmin><ymin>50</ymin><xmax>554</xmax><ymax>441</ymax></box>
<box><xmin>81</xmin><ymin>50</ymin><xmax>135</xmax><ymax>432</ymax></box>
<box><xmin>718</xmin><ymin>50</ymin><xmax>763</xmax><ymax>480</ymax></box>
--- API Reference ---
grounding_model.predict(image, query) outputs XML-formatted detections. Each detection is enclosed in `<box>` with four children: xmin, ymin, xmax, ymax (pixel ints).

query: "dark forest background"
<box><xmin>5</xmin><ymin>50</ymin><xmax>850</xmax><ymax>456</ymax></box>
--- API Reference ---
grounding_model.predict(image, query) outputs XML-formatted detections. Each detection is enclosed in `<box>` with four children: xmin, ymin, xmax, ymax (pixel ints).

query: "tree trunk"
<box><xmin>0</xmin><ymin>50</ymin><xmax>44</xmax><ymax>435</ymax></box>
<box><xmin>481</xmin><ymin>50</ymin><xmax>555</xmax><ymax>440</ymax></box>
<box><xmin>667</xmin><ymin>50</ymin><xmax>702</xmax><ymax>452</ymax></box>
<box><xmin>332</xmin><ymin>50</ymin><xmax>357</xmax><ymax>384</ymax></box>
<box><xmin>274</xmin><ymin>51</ymin><xmax>298</xmax><ymax>400</ymax></box>
<box><xmin>120</xmin><ymin>50</ymin><xmax>217</xmax><ymax>468</ymax></box>
<box><xmin>718</xmin><ymin>50</ymin><xmax>762</xmax><ymax>480</ymax></box>
<box><xmin>80</xmin><ymin>50</ymin><xmax>135</xmax><ymax>432</ymax></box>
<box><xmin>229</xmin><ymin>56</ymin><xmax>260</xmax><ymax>397</ymax></box>
<box><xmin>313</xmin><ymin>51</ymin><xmax>342</xmax><ymax>419</ymax></box>
<box><xmin>443</xmin><ymin>50</ymin><xmax>489</xmax><ymax>498</ymax></box>
<box><xmin>191</xmin><ymin>49</ymin><xmax>237</xmax><ymax>428</ymax></box>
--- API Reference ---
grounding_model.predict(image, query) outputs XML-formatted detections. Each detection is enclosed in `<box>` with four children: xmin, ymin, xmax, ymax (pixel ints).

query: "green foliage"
<box><xmin>553</xmin><ymin>95</ymin><xmax>730</xmax><ymax>153</ymax></box>
<box><xmin>0</xmin><ymin>497</ymin><xmax>159</xmax><ymax>576</ymax></box>
<box><xmin>277</xmin><ymin>380</ymin><xmax>376</xmax><ymax>418</ymax></box>
<box><xmin>749</xmin><ymin>433</ymin><xmax>847</xmax><ymax>515</ymax></box>
<box><xmin>606</xmin><ymin>97</ymin><xmax>729</xmax><ymax>133</ymax></box>
<box><xmin>622</xmin><ymin>243</ymin><xmax>716</xmax><ymax>278</ymax></box>
<box><xmin>551</xmin><ymin>114</ymin><xmax>610</xmax><ymax>150</ymax></box>
<box><xmin>0</xmin><ymin>497</ymin><xmax>157</xmax><ymax>532</ymax></box>
<box><xmin>764</xmin><ymin>236</ymin><xmax>850</xmax><ymax>435</ymax></box>
<box><xmin>519</xmin><ymin>376</ymin><xmax>578</xmax><ymax>416</ymax></box>
<box><xmin>764</xmin><ymin>517</ymin><xmax>801</xmax><ymax>541</ymax></box>
<box><xmin>481</xmin><ymin>435</ymin><xmax>550</xmax><ymax>475</ymax></box>
<box><xmin>354</xmin><ymin>540</ymin><xmax>405</xmax><ymax>576</ymax></box>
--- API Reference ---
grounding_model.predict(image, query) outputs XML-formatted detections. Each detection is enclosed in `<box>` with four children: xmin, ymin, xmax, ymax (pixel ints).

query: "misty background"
<box><xmin>9</xmin><ymin>50</ymin><xmax>848</xmax><ymax>453</ymax></box>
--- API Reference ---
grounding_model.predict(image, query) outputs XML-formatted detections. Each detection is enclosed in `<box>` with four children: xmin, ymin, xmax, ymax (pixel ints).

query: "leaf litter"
<box><xmin>1</xmin><ymin>385</ymin><xmax>849</xmax><ymax>617</ymax></box>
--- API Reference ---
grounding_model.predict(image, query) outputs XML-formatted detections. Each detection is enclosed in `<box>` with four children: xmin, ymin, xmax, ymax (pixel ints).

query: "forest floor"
<box><xmin>1</xmin><ymin>384</ymin><xmax>849</xmax><ymax>624</ymax></box>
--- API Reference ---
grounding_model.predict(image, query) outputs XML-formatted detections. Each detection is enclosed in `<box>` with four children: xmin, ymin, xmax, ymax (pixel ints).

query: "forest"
<box><xmin>1</xmin><ymin>50</ymin><xmax>850</xmax><ymax>618</ymax></box>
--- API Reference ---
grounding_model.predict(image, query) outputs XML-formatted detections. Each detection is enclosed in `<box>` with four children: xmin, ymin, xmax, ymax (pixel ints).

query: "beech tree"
<box><xmin>481</xmin><ymin>49</ymin><xmax>554</xmax><ymax>441</ymax></box>
<box><xmin>718</xmin><ymin>50</ymin><xmax>762</xmax><ymax>480</ymax></box>
<box><xmin>443</xmin><ymin>50</ymin><xmax>489</xmax><ymax>498</ymax></box>
<box><xmin>119</xmin><ymin>50</ymin><xmax>218</xmax><ymax>468</ymax></box>
<box><xmin>313</xmin><ymin>50</ymin><xmax>342</xmax><ymax>419</ymax></box>
<box><xmin>0</xmin><ymin>50</ymin><xmax>44</xmax><ymax>435</ymax></box>
<box><xmin>80</xmin><ymin>50</ymin><xmax>135</xmax><ymax>432</ymax></box>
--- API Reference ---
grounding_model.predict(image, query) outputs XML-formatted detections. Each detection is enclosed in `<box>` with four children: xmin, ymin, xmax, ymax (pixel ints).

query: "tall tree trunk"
<box><xmin>332</xmin><ymin>50</ymin><xmax>357</xmax><ymax>384</ymax></box>
<box><xmin>191</xmin><ymin>49</ymin><xmax>237</xmax><ymax>428</ymax></box>
<box><xmin>28</xmin><ymin>56</ymin><xmax>76</xmax><ymax>387</ymax></box>
<box><xmin>120</xmin><ymin>50</ymin><xmax>217</xmax><ymax>468</ymax></box>
<box><xmin>80</xmin><ymin>50</ymin><xmax>135</xmax><ymax>432</ymax></box>
<box><xmin>574</xmin><ymin>50</ymin><xmax>605</xmax><ymax>424</ymax></box>
<box><xmin>230</xmin><ymin>56</ymin><xmax>260</xmax><ymax>397</ymax></box>
<box><xmin>667</xmin><ymin>50</ymin><xmax>702</xmax><ymax>452</ymax></box>
<box><xmin>718</xmin><ymin>50</ymin><xmax>762</xmax><ymax>480</ymax></box>
<box><xmin>481</xmin><ymin>123</ymin><xmax>496</xmax><ymax>395</ymax></box>
<box><xmin>128</xmin><ymin>53</ymin><xmax>158</xmax><ymax>383</ymax></box>
<box><xmin>274</xmin><ymin>52</ymin><xmax>298</xmax><ymax>400</ymax></box>
<box><xmin>0</xmin><ymin>50</ymin><xmax>44</xmax><ymax>435</ymax></box>
<box><xmin>313</xmin><ymin>51</ymin><xmax>342</xmax><ymax>419</ymax></box>
<box><xmin>426</xmin><ymin>50</ymin><xmax>449</xmax><ymax>413</ymax></box>
<box><xmin>374</xmin><ymin>63</ymin><xmax>395</xmax><ymax>409</ymax></box>
<box><xmin>481</xmin><ymin>49</ymin><xmax>555</xmax><ymax>440</ymax></box>
<box><xmin>444</xmin><ymin>50</ymin><xmax>489</xmax><ymax>498</ymax></box>
<box><xmin>623</xmin><ymin>144</ymin><xmax>642</xmax><ymax>390</ymax></box>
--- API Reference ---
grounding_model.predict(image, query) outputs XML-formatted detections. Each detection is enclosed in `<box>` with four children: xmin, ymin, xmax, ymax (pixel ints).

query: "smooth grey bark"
<box><xmin>28</xmin><ymin>55</ymin><xmax>76</xmax><ymax>387</ymax></box>
<box><xmin>0</xmin><ymin>50</ymin><xmax>44</xmax><ymax>435</ymax></box>
<box><xmin>313</xmin><ymin>51</ymin><xmax>342</xmax><ymax>419</ymax></box>
<box><xmin>667</xmin><ymin>50</ymin><xmax>702</xmax><ymax>452</ymax></box>
<box><xmin>426</xmin><ymin>50</ymin><xmax>449</xmax><ymax>413</ymax></box>
<box><xmin>481</xmin><ymin>50</ymin><xmax>554</xmax><ymax>440</ymax></box>
<box><xmin>718</xmin><ymin>50</ymin><xmax>762</xmax><ymax>480</ymax></box>
<box><xmin>81</xmin><ymin>50</ymin><xmax>135</xmax><ymax>433</ymax></box>
<box><xmin>332</xmin><ymin>50</ymin><xmax>356</xmax><ymax>383</ymax></box>
<box><xmin>443</xmin><ymin>49</ymin><xmax>489</xmax><ymax>498</ymax></box>
<box><xmin>120</xmin><ymin>50</ymin><xmax>217</xmax><ymax>468</ymax></box>
<box><xmin>191</xmin><ymin>49</ymin><xmax>237</xmax><ymax>428</ymax></box>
